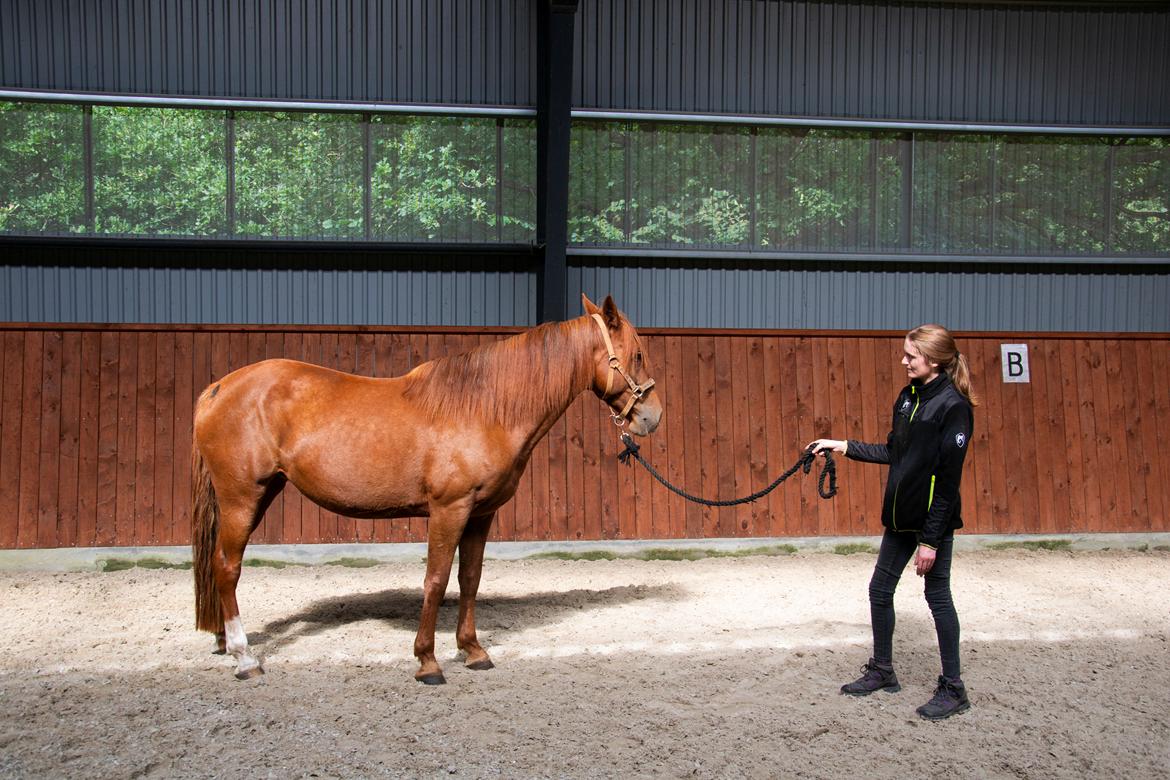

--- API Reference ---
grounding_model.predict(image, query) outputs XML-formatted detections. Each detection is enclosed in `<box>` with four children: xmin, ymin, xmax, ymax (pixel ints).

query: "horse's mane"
<box><xmin>401</xmin><ymin>317</ymin><xmax>596</xmax><ymax>428</ymax></box>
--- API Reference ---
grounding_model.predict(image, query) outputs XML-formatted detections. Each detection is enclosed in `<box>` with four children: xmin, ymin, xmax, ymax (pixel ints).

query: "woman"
<box><xmin>809</xmin><ymin>324</ymin><xmax>976</xmax><ymax>721</ymax></box>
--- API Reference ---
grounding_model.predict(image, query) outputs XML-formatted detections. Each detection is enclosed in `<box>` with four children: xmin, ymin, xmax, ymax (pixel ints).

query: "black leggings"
<box><xmin>868</xmin><ymin>528</ymin><xmax>961</xmax><ymax>680</ymax></box>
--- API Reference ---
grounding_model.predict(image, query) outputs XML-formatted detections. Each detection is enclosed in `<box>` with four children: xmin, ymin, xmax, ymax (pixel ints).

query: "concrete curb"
<box><xmin>1</xmin><ymin>532</ymin><xmax>1168</xmax><ymax>571</ymax></box>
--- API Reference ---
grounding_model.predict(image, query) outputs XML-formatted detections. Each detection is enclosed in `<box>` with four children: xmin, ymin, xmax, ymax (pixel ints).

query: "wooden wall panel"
<box><xmin>1</xmin><ymin>324</ymin><xmax>1168</xmax><ymax>548</ymax></box>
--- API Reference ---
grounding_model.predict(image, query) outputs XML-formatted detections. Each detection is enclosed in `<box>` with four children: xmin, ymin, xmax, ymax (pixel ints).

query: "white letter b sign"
<box><xmin>1001</xmin><ymin>344</ymin><xmax>1030</xmax><ymax>383</ymax></box>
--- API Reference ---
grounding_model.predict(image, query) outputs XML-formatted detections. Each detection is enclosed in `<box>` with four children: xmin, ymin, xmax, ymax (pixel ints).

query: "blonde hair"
<box><xmin>907</xmin><ymin>324</ymin><xmax>978</xmax><ymax>407</ymax></box>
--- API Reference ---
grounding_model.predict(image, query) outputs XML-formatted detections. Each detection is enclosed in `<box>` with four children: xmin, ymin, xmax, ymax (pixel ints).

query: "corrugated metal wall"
<box><xmin>576</xmin><ymin>0</ymin><xmax>1170</xmax><ymax>125</ymax></box>
<box><xmin>0</xmin><ymin>247</ymin><xmax>538</xmax><ymax>326</ymax></box>
<box><xmin>0</xmin><ymin>0</ymin><xmax>536</xmax><ymax>105</ymax></box>
<box><xmin>568</xmin><ymin>260</ymin><xmax>1170</xmax><ymax>332</ymax></box>
<box><xmin>2</xmin><ymin>1</ymin><xmax>1167</xmax><ymax>332</ymax></box>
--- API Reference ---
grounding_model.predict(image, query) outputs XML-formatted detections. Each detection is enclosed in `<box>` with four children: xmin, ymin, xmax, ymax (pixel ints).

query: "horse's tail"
<box><xmin>191</xmin><ymin>442</ymin><xmax>223</xmax><ymax>633</ymax></box>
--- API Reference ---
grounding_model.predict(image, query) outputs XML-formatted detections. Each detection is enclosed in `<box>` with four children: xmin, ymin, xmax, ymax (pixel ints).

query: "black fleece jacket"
<box><xmin>846</xmin><ymin>372</ymin><xmax>974</xmax><ymax>549</ymax></box>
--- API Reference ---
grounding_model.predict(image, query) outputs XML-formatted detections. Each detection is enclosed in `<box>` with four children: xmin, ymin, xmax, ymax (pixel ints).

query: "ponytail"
<box><xmin>948</xmin><ymin>352</ymin><xmax>979</xmax><ymax>408</ymax></box>
<box><xmin>906</xmin><ymin>324</ymin><xmax>979</xmax><ymax>408</ymax></box>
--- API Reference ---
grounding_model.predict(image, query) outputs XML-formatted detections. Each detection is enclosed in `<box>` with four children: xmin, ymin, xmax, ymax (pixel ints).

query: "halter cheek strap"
<box><xmin>591</xmin><ymin>313</ymin><xmax>656</xmax><ymax>423</ymax></box>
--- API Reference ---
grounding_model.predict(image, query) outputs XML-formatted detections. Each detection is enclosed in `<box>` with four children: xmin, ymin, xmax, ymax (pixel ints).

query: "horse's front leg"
<box><xmin>413</xmin><ymin>500</ymin><xmax>471</xmax><ymax>685</ymax></box>
<box><xmin>457</xmin><ymin>512</ymin><xmax>496</xmax><ymax>671</ymax></box>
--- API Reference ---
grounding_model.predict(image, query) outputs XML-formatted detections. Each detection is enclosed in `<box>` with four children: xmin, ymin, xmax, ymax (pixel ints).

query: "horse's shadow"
<box><xmin>252</xmin><ymin>582</ymin><xmax>686</xmax><ymax>653</ymax></box>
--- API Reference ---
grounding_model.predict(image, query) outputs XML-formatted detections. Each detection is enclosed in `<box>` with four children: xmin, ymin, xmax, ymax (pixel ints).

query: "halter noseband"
<box><xmin>591</xmin><ymin>313</ymin><xmax>656</xmax><ymax>426</ymax></box>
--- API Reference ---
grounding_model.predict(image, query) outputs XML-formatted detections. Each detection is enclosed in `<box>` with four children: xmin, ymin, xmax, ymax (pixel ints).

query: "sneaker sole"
<box><xmin>841</xmin><ymin>683</ymin><xmax>902</xmax><ymax>697</ymax></box>
<box><xmin>917</xmin><ymin>701</ymin><xmax>971</xmax><ymax>720</ymax></box>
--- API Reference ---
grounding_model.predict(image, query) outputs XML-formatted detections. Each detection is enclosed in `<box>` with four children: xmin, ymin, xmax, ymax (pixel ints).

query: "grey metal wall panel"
<box><xmin>568</xmin><ymin>261</ymin><xmax>1170</xmax><ymax>332</ymax></box>
<box><xmin>575</xmin><ymin>1</ymin><xmax>1170</xmax><ymax>126</ymax></box>
<box><xmin>0</xmin><ymin>249</ymin><xmax>537</xmax><ymax>326</ymax></box>
<box><xmin>0</xmin><ymin>0</ymin><xmax>536</xmax><ymax>106</ymax></box>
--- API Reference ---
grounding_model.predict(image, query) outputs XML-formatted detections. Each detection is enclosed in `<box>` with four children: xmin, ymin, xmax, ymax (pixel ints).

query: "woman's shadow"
<box><xmin>252</xmin><ymin>581</ymin><xmax>686</xmax><ymax>653</ymax></box>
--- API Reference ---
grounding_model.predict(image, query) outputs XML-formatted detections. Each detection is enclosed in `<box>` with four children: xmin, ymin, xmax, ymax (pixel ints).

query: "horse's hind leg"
<box><xmin>213</xmin><ymin>479</ymin><xmax>284</xmax><ymax>680</ymax></box>
<box><xmin>456</xmin><ymin>512</ymin><xmax>496</xmax><ymax>671</ymax></box>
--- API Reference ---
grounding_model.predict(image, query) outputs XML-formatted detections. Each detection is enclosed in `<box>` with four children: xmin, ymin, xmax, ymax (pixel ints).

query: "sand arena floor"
<box><xmin>0</xmin><ymin>547</ymin><xmax>1168</xmax><ymax>779</ymax></box>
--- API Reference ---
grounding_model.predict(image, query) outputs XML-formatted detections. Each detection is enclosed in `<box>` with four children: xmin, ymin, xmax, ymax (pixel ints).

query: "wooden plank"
<box><xmin>1125</xmin><ymin>340</ymin><xmax>1157</xmax><ymax>532</ymax></box>
<box><xmin>95</xmin><ymin>333</ymin><xmax>120</xmax><ymax>547</ymax></box>
<box><xmin>152</xmin><ymin>332</ymin><xmax>175</xmax><ymax>546</ymax></box>
<box><xmin>1071</xmin><ymin>340</ymin><xmax>1102</xmax><ymax>533</ymax></box>
<box><xmin>1056</xmin><ymin>340</ymin><xmax>1087</xmax><ymax>533</ymax></box>
<box><xmin>1087</xmin><ymin>340</ymin><xmax>1118</xmax><ymax>532</ymax></box>
<box><xmin>777</xmin><ymin>337</ymin><xmax>802</xmax><ymax>536</ymax></box>
<box><xmin>18</xmin><ymin>333</ymin><xmax>44</xmax><ymax>548</ymax></box>
<box><xmin>76</xmin><ymin>332</ymin><xmax>101</xmax><ymax>547</ymax></box>
<box><xmin>809</xmin><ymin>338</ymin><xmax>834</xmax><ymax>536</ymax></box>
<box><xmin>661</xmin><ymin>335</ymin><xmax>686</xmax><ymax>538</ymax></box>
<box><xmin>56</xmin><ymin>333</ymin><xmax>81</xmax><ymax>548</ymax></box>
<box><xmin>857</xmin><ymin>338</ymin><xmax>883</xmax><ymax>536</ymax></box>
<box><xmin>680</xmin><ymin>334</ymin><xmax>705</xmax><ymax>539</ymax></box>
<box><xmin>114</xmin><ymin>333</ymin><xmax>138</xmax><ymax>547</ymax></box>
<box><xmin>1147</xmin><ymin>340</ymin><xmax>1170</xmax><ymax>532</ymax></box>
<box><xmin>171</xmin><ymin>332</ymin><xmax>194</xmax><ymax>547</ymax></box>
<box><xmin>36</xmin><ymin>332</ymin><xmax>62</xmax><ymax>549</ymax></box>
<box><xmin>729</xmin><ymin>337</ymin><xmax>753</xmax><ymax>536</ymax></box>
<box><xmin>0</xmin><ymin>334</ymin><xmax>26</xmax><ymax>548</ymax></box>
<box><xmin>979</xmin><ymin>340</ymin><xmax>1009</xmax><ymax>533</ymax></box>
<box><xmin>793</xmin><ymin>337</ymin><xmax>815</xmax><ymax>537</ymax></box>
<box><xmin>696</xmin><ymin>336</ymin><xmax>719</xmax><ymax>538</ymax></box>
<box><xmin>1008</xmin><ymin>348</ymin><xmax>1040</xmax><ymax>535</ymax></box>
<box><xmin>712</xmin><ymin>336</ymin><xmax>735</xmax><ymax>537</ymax></box>
<box><xmin>133</xmin><ymin>333</ymin><xmax>157</xmax><ymax>546</ymax></box>
<box><xmin>1108</xmin><ymin>340</ymin><xmax>1142</xmax><ymax>531</ymax></box>
<box><xmin>1035</xmin><ymin>341</ymin><xmax>1069</xmax><ymax>535</ymax></box>
<box><xmin>759</xmin><ymin>336</ymin><xmax>782</xmax><ymax>537</ymax></box>
<box><xmin>837</xmin><ymin>337</ymin><xmax>864</xmax><ymax>536</ymax></box>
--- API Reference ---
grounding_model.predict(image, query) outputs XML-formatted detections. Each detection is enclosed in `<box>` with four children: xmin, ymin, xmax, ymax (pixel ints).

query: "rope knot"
<box><xmin>617</xmin><ymin>432</ymin><xmax>640</xmax><ymax>467</ymax></box>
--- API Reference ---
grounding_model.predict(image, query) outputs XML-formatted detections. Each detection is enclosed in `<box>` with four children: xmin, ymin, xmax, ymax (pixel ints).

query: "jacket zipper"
<box><xmin>892</xmin><ymin>387</ymin><xmax>921</xmax><ymax>531</ymax></box>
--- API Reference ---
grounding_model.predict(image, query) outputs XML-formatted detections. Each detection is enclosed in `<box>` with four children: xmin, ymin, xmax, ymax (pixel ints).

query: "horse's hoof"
<box><xmin>466</xmin><ymin>658</ymin><xmax>494</xmax><ymax>671</ymax></box>
<box><xmin>234</xmin><ymin>665</ymin><xmax>264</xmax><ymax>681</ymax></box>
<box><xmin>211</xmin><ymin>648</ymin><xmax>227</xmax><ymax>656</ymax></box>
<box><xmin>416</xmin><ymin>672</ymin><xmax>447</xmax><ymax>685</ymax></box>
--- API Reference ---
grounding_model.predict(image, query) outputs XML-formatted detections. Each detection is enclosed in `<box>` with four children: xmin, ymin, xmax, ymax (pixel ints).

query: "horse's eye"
<box><xmin>635</xmin><ymin>351</ymin><xmax>643</xmax><ymax>366</ymax></box>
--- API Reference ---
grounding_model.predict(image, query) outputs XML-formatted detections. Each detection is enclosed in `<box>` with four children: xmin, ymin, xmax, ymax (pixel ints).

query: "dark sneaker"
<box><xmin>840</xmin><ymin>658</ymin><xmax>901</xmax><ymax>696</ymax></box>
<box><xmin>916</xmin><ymin>676</ymin><xmax>971</xmax><ymax>720</ymax></box>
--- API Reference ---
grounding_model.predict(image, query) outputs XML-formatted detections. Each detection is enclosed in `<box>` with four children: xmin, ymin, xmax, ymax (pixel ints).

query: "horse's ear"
<box><xmin>601</xmin><ymin>295</ymin><xmax>622</xmax><ymax>329</ymax></box>
<box><xmin>581</xmin><ymin>293</ymin><xmax>599</xmax><ymax>316</ymax></box>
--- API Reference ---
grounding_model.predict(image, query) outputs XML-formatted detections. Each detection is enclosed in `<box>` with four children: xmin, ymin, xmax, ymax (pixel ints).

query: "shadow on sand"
<box><xmin>253</xmin><ymin>581</ymin><xmax>687</xmax><ymax>651</ymax></box>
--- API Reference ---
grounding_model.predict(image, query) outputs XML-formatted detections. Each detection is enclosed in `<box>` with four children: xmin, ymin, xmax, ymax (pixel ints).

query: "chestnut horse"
<box><xmin>191</xmin><ymin>294</ymin><xmax>662</xmax><ymax>683</ymax></box>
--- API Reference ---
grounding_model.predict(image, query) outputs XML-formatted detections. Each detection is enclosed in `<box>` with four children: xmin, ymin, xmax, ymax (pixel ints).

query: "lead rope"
<box><xmin>616</xmin><ymin>433</ymin><xmax>837</xmax><ymax>506</ymax></box>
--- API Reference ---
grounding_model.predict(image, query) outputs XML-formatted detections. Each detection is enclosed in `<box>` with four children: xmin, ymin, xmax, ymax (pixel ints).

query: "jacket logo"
<box><xmin>900</xmin><ymin>399</ymin><xmax>912</xmax><ymax>413</ymax></box>
<box><xmin>955</xmin><ymin>432</ymin><xmax>967</xmax><ymax>448</ymax></box>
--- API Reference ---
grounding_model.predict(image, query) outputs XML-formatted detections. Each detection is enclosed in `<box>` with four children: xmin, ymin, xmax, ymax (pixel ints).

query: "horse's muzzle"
<box><xmin>627</xmin><ymin>399</ymin><xmax>663</xmax><ymax>436</ymax></box>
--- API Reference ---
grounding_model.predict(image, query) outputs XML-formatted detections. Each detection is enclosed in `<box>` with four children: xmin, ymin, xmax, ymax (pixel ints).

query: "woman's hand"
<box><xmin>915</xmin><ymin>545</ymin><xmax>937</xmax><ymax>576</ymax></box>
<box><xmin>806</xmin><ymin>439</ymin><xmax>847</xmax><ymax>455</ymax></box>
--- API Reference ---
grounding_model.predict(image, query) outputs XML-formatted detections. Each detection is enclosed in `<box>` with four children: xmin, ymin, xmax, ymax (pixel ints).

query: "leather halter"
<box><xmin>591</xmin><ymin>313</ymin><xmax>656</xmax><ymax>426</ymax></box>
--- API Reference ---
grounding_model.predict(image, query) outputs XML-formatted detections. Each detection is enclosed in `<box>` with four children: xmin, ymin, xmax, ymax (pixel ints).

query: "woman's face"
<box><xmin>902</xmin><ymin>337</ymin><xmax>939</xmax><ymax>383</ymax></box>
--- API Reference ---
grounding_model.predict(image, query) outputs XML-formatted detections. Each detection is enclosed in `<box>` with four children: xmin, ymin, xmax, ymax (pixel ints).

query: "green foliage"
<box><xmin>323</xmin><ymin>557</ymin><xmax>383</xmax><ymax>568</ymax></box>
<box><xmin>93</xmin><ymin>106</ymin><xmax>226</xmax><ymax>235</ymax></box>
<box><xmin>985</xmin><ymin>539</ymin><xmax>1073</xmax><ymax>551</ymax></box>
<box><xmin>528</xmin><ymin>544</ymin><xmax>797</xmax><ymax>561</ymax></box>
<box><xmin>832</xmin><ymin>543</ymin><xmax>877</xmax><ymax>555</ymax></box>
<box><xmin>99</xmin><ymin>557</ymin><xmax>191</xmax><ymax>571</ymax></box>
<box><xmin>0</xmin><ymin>102</ymin><xmax>86</xmax><ymax>232</ymax></box>
<box><xmin>0</xmin><ymin>99</ymin><xmax>1165</xmax><ymax>256</ymax></box>
<box><xmin>234</xmin><ymin>111</ymin><xmax>364</xmax><ymax>238</ymax></box>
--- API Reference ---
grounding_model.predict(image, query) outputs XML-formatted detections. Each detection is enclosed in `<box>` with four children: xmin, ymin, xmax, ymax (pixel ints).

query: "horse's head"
<box><xmin>582</xmin><ymin>293</ymin><xmax>663</xmax><ymax>436</ymax></box>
